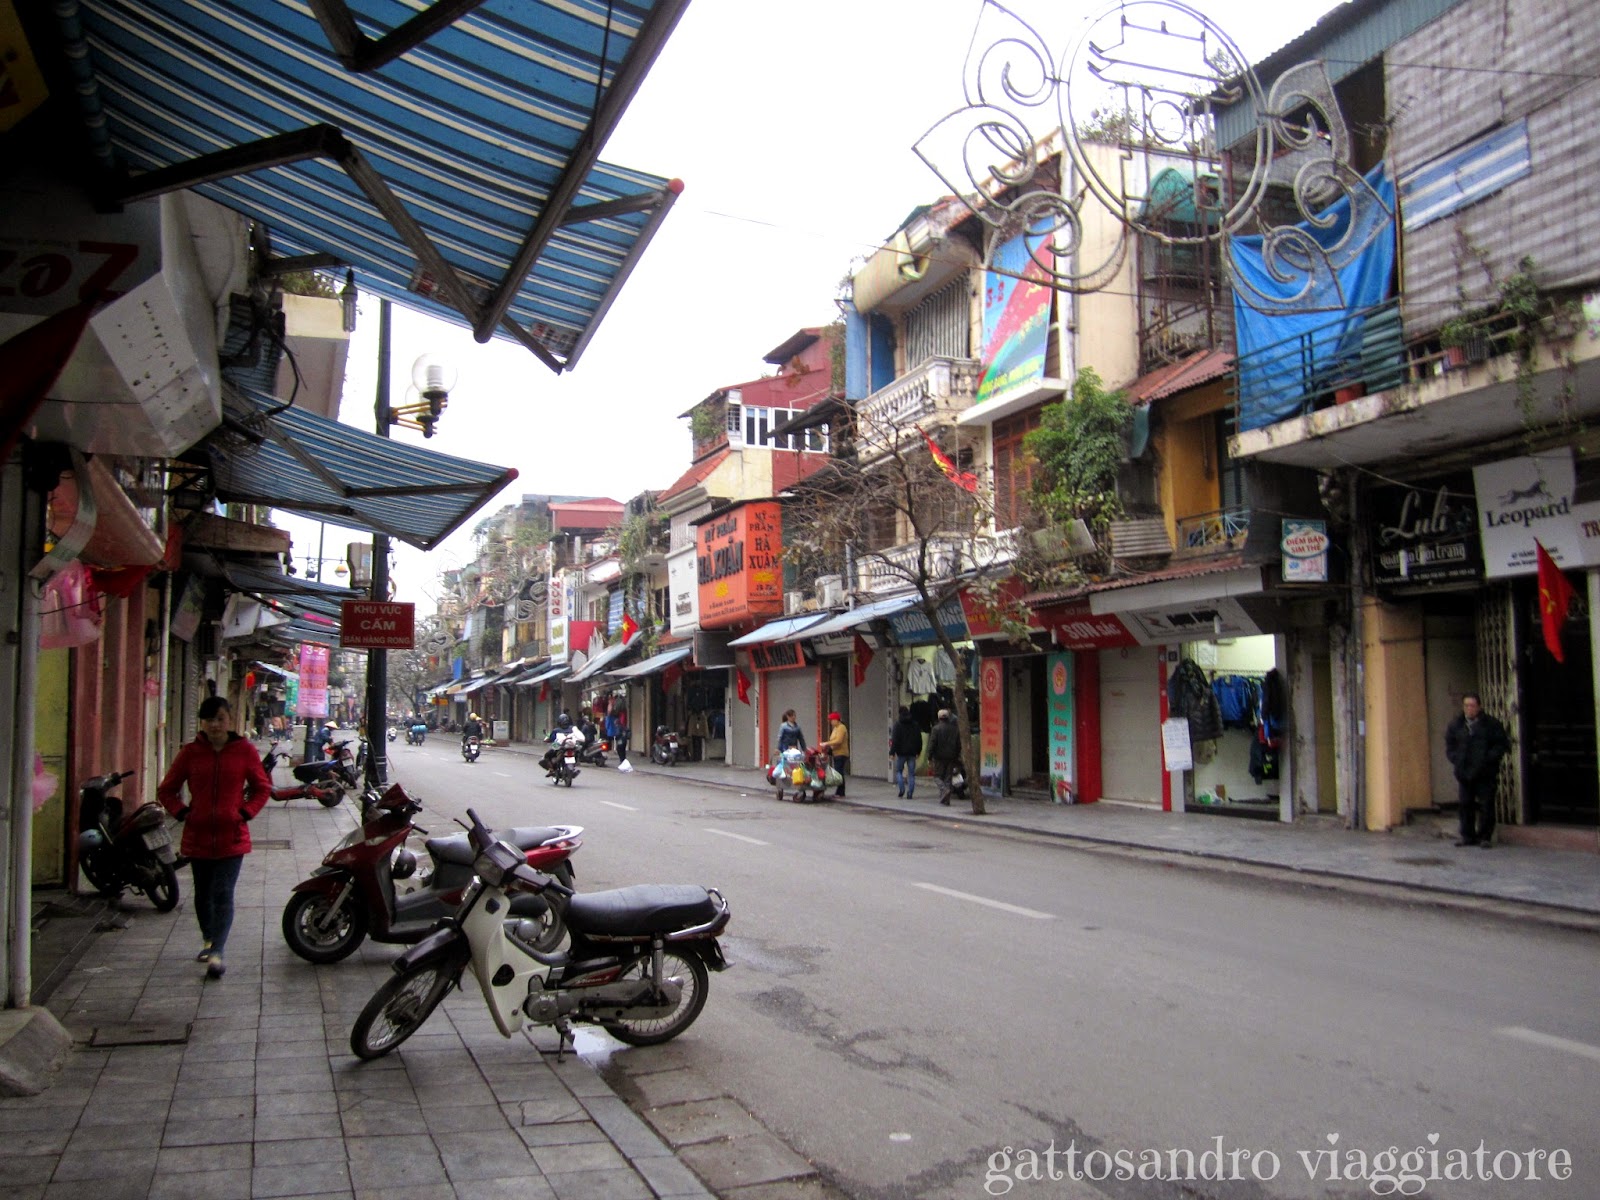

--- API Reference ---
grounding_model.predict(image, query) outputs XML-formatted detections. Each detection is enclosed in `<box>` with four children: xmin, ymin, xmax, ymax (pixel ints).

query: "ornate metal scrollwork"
<box><xmin>913</xmin><ymin>0</ymin><xmax>1394</xmax><ymax>313</ymax></box>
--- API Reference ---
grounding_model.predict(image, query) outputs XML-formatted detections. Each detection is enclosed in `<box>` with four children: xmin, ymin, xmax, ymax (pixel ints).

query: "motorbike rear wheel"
<box><xmin>143</xmin><ymin>860</ymin><xmax>180</xmax><ymax>911</ymax></box>
<box><xmin>523</xmin><ymin>863</ymin><xmax>574</xmax><ymax>952</ymax></box>
<box><xmin>600</xmin><ymin>950</ymin><xmax>709</xmax><ymax>1046</ymax></box>
<box><xmin>282</xmin><ymin>889</ymin><xmax>368</xmax><ymax>963</ymax></box>
<box><xmin>78</xmin><ymin>850</ymin><xmax>120</xmax><ymax>898</ymax></box>
<box><xmin>349</xmin><ymin>959</ymin><xmax>455</xmax><ymax>1060</ymax></box>
<box><xmin>316</xmin><ymin>786</ymin><xmax>343</xmax><ymax>808</ymax></box>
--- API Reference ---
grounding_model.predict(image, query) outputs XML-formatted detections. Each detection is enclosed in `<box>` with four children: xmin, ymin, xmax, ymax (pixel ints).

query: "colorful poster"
<box><xmin>1046</xmin><ymin>652</ymin><xmax>1075</xmax><ymax>804</ymax></box>
<box><xmin>979</xmin><ymin>657</ymin><xmax>1005</xmax><ymax>797</ymax></box>
<box><xmin>975</xmin><ymin>228</ymin><xmax>1052</xmax><ymax>408</ymax></box>
<box><xmin>296</xmin><ymin>643</ymin><xmax>330</xmax><ymax>719</ymax></box>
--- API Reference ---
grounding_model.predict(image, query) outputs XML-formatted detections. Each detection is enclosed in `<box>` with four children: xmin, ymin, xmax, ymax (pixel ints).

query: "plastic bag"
<box><xmin>617</xmin><ymin>759</ymin><xmax>634</xmax><ymax>774</ymax></box>
<box><xmin>791</xmin><ymin>766</ymin><xmax>808</xmax><ymax>785</ymax></box>
<box><xmin>824</xmin><ymin>767</ymin><xmax>843</xmax><ymax>788</ymax></box>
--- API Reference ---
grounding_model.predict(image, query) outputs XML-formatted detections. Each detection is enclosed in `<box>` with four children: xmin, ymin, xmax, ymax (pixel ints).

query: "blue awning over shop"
<box><xmin>569</xmin><ymin>631</ymin><xmax>642</xmax><ymax>682</ymax></box>
<box><xmin>516</xmin><ymin>663</ymin><xmax>569</xmax><ymax>688</ymax></box>
<box><xmin>779</xmin><ymin>594</ymin><xmax>919</xmax><ymax>641</ymax></box>
<box><xmin>208</xmin><ymin>388</ymin><xmax>517</xmax><ymax>551</ymax></box>
<box><xmin>727</xmin><ymin>613</ymin><xmax>832</xmax><ymax>647</ymax></box>
<box><xmin>607</xmin><ymin>644</ymin><xmax>692</xmax><ymax>679</ymax></box>
<box><xmin>53</xmin><ymin>0</ymin><xmax>688</xmax><ymax>371</ymax></box>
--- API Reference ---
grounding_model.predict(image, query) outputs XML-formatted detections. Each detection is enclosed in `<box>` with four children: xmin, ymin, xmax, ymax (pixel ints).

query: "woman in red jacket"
<box><xmin>158</xmin><ymin>696</ymin><xmax>272</xmax><ymax>978</ymax></box>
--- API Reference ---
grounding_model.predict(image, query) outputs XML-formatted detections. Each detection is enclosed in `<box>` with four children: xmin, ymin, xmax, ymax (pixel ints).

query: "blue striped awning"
<box><xmin>54</xmin><ymin>1</ymin><xmax>687</xmax><ymax>371</ymax></box>
<box><xmin>1400</xmin><ymin>120</ymin><xmax>1531</xmax><ymax>232</ymax></box>
<box><xmin>207</xmin><ymin>388</ymin><xmax>517</xmax><ymax>550</ymax></box>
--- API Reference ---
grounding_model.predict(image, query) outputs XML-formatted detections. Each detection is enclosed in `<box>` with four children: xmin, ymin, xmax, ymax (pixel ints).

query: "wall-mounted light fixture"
<box><xmin>340</xmin><ymin>269</ymin><xmax>358</xmax><ymax>333</ymax></box>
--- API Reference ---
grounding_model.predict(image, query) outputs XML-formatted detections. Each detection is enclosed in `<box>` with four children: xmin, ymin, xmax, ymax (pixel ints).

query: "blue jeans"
<box><xmin>893</xmin><ymin>754</ymin><xmax>918</xmax><ymax>797</ymax></box>
<box><xmin>190</xmin><ymin>856</ymin><xmax>244</xmax><ymax>955</ymax></box>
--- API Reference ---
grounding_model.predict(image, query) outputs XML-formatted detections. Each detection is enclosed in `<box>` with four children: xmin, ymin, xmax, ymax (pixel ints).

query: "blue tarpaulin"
<box><xmin>1231</xmin><ymin>165</ymin><xmax>1396</xmax><ymax>431</ymax></box>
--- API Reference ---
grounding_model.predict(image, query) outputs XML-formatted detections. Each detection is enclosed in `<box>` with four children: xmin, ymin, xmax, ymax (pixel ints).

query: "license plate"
<box><xmin>564</xmin><ymin>754</ymin><xmax>576</xmax><ymax>763</ymax></box>
<box><xmin>142</xmin><ymin>826</ymin><xmax>171</xmax><ymax>851</ymax></box>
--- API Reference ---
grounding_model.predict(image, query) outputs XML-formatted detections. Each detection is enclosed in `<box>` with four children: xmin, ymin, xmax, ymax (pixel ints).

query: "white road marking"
<box><xmin>1496</xmin><ymin>1026</ymin><xmax>1600</xmax><ymax>1063</ymax></box>
<box><xmin>600</xmin><ymin>800</ymin><xmax>638</xmax><ymax>812</ymax></box>
<box><xmin>912</xmin><ymin>882</ymin><xmax>1054</xmax><ymax>920</ymax></box>
<box><xmin>493</xmin><ymin>772</ymin><xmax>511</xmax><ymax>778</ymax></box>
<box><xmin>705</xmin><ymin>828</ymin><xmax>770</xmax><ymax>846</ymax></box>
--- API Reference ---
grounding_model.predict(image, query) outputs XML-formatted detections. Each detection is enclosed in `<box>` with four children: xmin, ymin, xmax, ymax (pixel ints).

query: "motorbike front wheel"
<box><xmin>600</xmin><ymin>950</ymin><xmax>709</xmax><ymax>1046</ymax></box>
<box><xmin>143</xmin><ymin>861</ymin><xmax>180</xmax><ymax>912</ymax></box>
<box><xmin>78</xmin><ymin>850</ymin><xmax>120</xmax><ymax>898</ymax></box>
<box><xmin>282</xmin><ymin>889</ymin><xmax>368</xmax><ymax>963</ymax></box>
<box><xmin>349</xmin><ymin>959</ymin><xmax>455</xmax><ymax>1060</ymax></box>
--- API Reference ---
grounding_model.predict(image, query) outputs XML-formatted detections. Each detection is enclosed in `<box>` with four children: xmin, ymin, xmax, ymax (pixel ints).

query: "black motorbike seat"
<box><xmin>291</xmin><ymin>761</ymin><xmax>341</xmax><ymax>784</ymax></box>
<box><xmin>565</xmin><ymin>884</ymin><xmax>716</xmax><ymax>937</ymax></box>
<box><xmin>426</xmin><ymin>826</ymin><xmax>568</xmax><ymax>868</ymax></box>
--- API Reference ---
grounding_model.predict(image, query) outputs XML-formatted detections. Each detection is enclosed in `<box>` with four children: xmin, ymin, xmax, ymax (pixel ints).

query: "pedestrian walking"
<box><xmin>157</xmin><ymin>696</ymin><xmax>272</xmax><ymax>978</ymax></box>
<box><xmin>1444</xmin><ymin>692</ymin><xmax>1510</xmax><ymax>847</ymax></box>
<box><xmin>612</xmin><ymin>700</ymin><xmax>630</xmax><ymax>762</ymax></box>
<box><xmin>777</xmin><ymin>709</ymin><xmax>807</xmax><ymax>754</ymax></box>
<box><xmin>890</xmin><ymin>705</ymin><xmax>923</xmax><ymax>799</ymax></box>
<box><xmin>824</xmin><ymin>711</ymin><xmax>850</xmax><ymax>798</ymax></box>
<box><xmin>928</xmin><ymin>708</ymin><xmax>962</xmax><ymax>806</ymax></box>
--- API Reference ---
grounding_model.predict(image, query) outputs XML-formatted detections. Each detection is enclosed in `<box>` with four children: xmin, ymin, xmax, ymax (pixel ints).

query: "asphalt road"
<box><xmin>378</xmin><ymin>740</ymin><xmax>1600</xmax><ymax>1200</ymax></box>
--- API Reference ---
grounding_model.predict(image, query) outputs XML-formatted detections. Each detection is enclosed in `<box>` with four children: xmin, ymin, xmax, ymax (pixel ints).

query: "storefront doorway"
<box><xmin>1515</xmin><ymin>576</ymin><xmax>1598</xmax><ymax>825</ymax></box>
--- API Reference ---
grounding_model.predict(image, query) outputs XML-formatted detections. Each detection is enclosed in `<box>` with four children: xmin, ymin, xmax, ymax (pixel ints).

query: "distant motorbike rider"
<box><xmin>541</xmin><ymin>712</ymin><xmax>582</xmax><ymax>775</ymax></box>
<box><xmin>462</xmin><ymin>712</ymin><xmax>485</xmax><ymax>748</ymax></box>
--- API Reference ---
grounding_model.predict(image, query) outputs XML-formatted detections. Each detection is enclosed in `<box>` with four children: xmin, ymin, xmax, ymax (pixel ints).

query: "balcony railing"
<box><xmin>854</xmin><ymin>535</ymin><xmax>967</xmax><ymax>595</ymax></box>
<box><xmin>1176</xmin><ymin>507</ymin><xmax>1250</xmax><ymax>554</ymax></box>
<box><xmin>857</xmin><ymin>356</ymin><xmax>982</xmax><ymax>433</ymax></box>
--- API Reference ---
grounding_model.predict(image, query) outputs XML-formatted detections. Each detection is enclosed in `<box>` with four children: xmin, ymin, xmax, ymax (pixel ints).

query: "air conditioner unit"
<box><xmin>815</xmin><ymin>574</ymin><xmax>844</xmax><ymax>609</ymax></box>
<box><xmin>783</xmin><ymin>590</ymin><xmax>806</xmax><ymax>616</ymax></box>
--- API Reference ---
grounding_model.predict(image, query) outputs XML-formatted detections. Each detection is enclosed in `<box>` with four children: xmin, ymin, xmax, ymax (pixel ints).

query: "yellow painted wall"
<box><xmin>32</xmin><ymin>647</ymin><xmax>71</xmax><ymax>885</ymax></box>
<box><xmin>1361</xmin><ymin>596</ymin><xmax>1432</xmax><ymax>829</ymax></box>
<box><xmin>1154</xmin><ymin>382</ymin><xmax>1229</xmax><ymax>548</ymax></box>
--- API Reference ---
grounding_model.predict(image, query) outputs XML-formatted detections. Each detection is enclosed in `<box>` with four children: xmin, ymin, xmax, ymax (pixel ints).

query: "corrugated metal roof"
<box><xmin>1124</xmin><ymin>349</ymin><xmax>1234</xmax><ymax>404</ymax></box>
<box><xmin>54</xmin><ymin>0</ymin><xmax>687</xmax><ymax>371</ymax></box>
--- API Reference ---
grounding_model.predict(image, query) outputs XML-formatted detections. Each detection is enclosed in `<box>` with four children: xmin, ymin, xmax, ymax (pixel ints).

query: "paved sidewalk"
<box><xmin>495</xmin><ymin>742</ymin><xmax>1600</xmax><ymax>922</ymax></box>
<box><xmin>7</xmin><ymin>798</ymin><xmax>715</xmax><ymax>1200</ymax></box>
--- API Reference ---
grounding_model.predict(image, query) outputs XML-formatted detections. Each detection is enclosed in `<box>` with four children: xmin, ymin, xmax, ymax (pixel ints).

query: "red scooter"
<box><xmin>281</xmin><ymin>782</ymin><xmax>581</xmax><ymax>962</ymax></box>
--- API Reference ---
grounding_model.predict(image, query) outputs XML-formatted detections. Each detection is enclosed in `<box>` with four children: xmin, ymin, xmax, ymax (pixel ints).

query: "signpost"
<box><xmin>341</xmin><ymin>601</ymin><xmax>415</xmax><ymax>650</ymax></box>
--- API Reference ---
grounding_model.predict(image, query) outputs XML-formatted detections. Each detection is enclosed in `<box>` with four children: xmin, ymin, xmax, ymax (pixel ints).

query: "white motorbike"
<box><xmin>544</xmin><ymin>728</ymin><xmax>584</xmax><ymax>786</ymax></box>
<box><xmin>349</xmin><ymin>807</ymin><xmax>730</xmax><ymax>1060</ymax></box>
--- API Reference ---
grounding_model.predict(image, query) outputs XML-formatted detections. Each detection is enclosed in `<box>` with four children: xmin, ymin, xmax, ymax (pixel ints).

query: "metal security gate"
<box><xmin>1475</xmin><ymin>582</ymin><xmax>1524</xmax><ymax>826</ymax></box>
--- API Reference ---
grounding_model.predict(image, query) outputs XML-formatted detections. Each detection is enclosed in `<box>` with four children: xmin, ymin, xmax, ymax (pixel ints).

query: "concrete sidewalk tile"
<box><xmin>51</xmin><ymin>1145</ymin><xmax>159</xmax><ymax>1181</ymax></box>
<box><xmin>0</xmin><ymin>1106</ymin><xmax>81</xmax><ymax>1131</ymax></box>
<box><xmin>0</xmin><ymin>1084</ymin><xmax>92</xmax><ymax>1109</ymax></box>
<box><xmin>437</xmin><ymin>1129</ymin><xmax>543</xmax><ymax>1181</ymax></box>
<box><xmin>157</xmin><ymin>1142</ymin><xmax>253</xmax><ymax>1174</ymax></box>
<box><xmin>510</xmin><ymin>1120</ymin><xmax>610</xmax><ymax>1149</ymax></box>
<box><xmin>528</xmin><ymin>1139</ymin><xmax>630</xmax><ymax>1175</ymax></box>
<box><xmin>161</xmin><ymin>1116</ymin><xmax>254</xmax><ymax>1148</ymax></box>
<box><xmin>2</xmin><ymin>1153</ymin><xmax>55</xmax><ymax>1185</ymax></box>
<box><xmin>146</xmin><ymin>1167</ymin><xmax>252</xmax><ymax>1200</ymax></box>
<box><xmin>62</xmin><ymin>1122</ymin><xmax>154</xmax><ymax>1152</ymax></box>
<box><xmin>540</xmin><ymin>1166</ymin><xmax>653</xmax><ymax>1200</ymax></box>
<box><xmin>5</xmin><ymin>1126</ymin><xmax>73</xmax><ymax>1156</ymax></box>
<box><xmin>579</xmin><ymin>1094</ymin><xmax>676</xmax><ymax>1159</ymax></box>
<box><xmin>182</xmin><ymin>1040</ymin><xmax>259</xmax><ymax>1063</ymax></box>
<box><xmin>254</xmin><ymin>1089</ymin><xmax>340</xmax><ymax>1117</ymax></box>
<box><xmin>546</xmin><ymin>1057</ymin><xmax>613</xmax><ymax>1098</ymax></box>
<box><xmin>445</xmin><ymin>1176</ymin><xmax>557</xmax><ymax>1200</ymax></box>
<box><xmin>254</xmin><ymin>1066</ymin><xmax>333</xmax><ymax>1096</ymax></box>
<box><xmin>254</xmin><ymin>1112</ymin><xmax>340</xmax><ymax>1142</ymax></box>
<box><xmin>250</xmin><ymin>1159</ymin><xmax>352</xmax><ymax>1198</ymax></box>
<box><xmin>170</xmin><ymin>1073</ymin><xmax>255</xmax><ymax>1099</ymax></box>
<box><xmin>642</xmin><ymin>1097</ymin><xmax>765</xmax><ymax>1148</ymax></box>
<box><xmin>252</xmin><ymin>1136</ymin><xmax>347</xmax><ymax>1166</ymax></box>
<box><xmin>499</xmin><ymin>1095</ymin><xmax>587</xmax><ymax>1124</ymax></box>
<box><xmin>622</xmin><ymin>1067</ymin><xmax>725</xmax><ymax>1109</ymax></box>
<box><xmin>178</xmin><ymin>1057</ymin><xmax>256</xmax><ymax>1082</ymax></box>
<box><xmin>337</xmin><ymin>1099</ymin><xmax>428</xmax><ymax>1138</ymax></box>
<box><xmin>632</xmin><ymin>1154</ymin><xmax>716</xmax><ymax>1199</ymax></box>
<box><xmin>420</xmin><ymin>1102</ymin><xmax>507</xmax><ymax>1136</ymax></box>
<box><xmin>343</xmin><ymin>1134</ymin><xmax>448</xmax><ymax>1190</ymax></box>
<box><xmin>169</xmin><ymin>1094</ymin><xmax>253</xmax><ymax>1122</ymax></box>
<box><xmin>675</xmin><ymin>1132</ymin><xmax>818</xmax><ymax>1192</ymax></box>
<box><xmin>40</xmin><ymin>1172</ymin><xmax>154</xmax><ymax>1199</ymax></box>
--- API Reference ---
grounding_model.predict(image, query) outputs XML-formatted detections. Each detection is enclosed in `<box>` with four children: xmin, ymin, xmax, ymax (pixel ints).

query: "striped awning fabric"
<box><xmin>54</xmin><ymin>0</ymin><xmax>688</xmax><ymax>371</ymax></box>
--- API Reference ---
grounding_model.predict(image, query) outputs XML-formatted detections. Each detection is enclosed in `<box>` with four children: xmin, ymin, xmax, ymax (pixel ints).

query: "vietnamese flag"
<box><xmin>918</xmin><ymin>426</ymin><xmax>979</xmax><ymax>494</ymax></box>
<box><xmin>620</xmin><ymin>610</ymin><xmax>639</xmax><ymax>642</ymax></box>
<box><xmin>735</xmin><ymin>668</ymin><xmax>752</xmax><ymax>705</ymax></box>
<box><xmin>1536</xmin><ymin>540</ymin><xmax>1577</xmax><ymax>663</ymax></box>
<box><xmin>852</xmin><ymin>633</ymin><xmax>875</xmax><ymax>687</ymax></box>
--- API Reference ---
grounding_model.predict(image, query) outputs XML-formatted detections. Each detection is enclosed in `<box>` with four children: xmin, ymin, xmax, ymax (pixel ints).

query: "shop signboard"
<box><xmin>697</xmin><ymin>501</ymin><xmax>783</xmax><ymax>629</ymax></box>
<box><xmin>1046</xmin><ymin>652</ymin><xmax>1075</xmax><ymax>804</ymax></box>
<box><xmin>1035</xmin><ymin>601</ymin><xmax>1138</xmax><ymax>650</ymax></box>
<box><xmin>1161</xmin><ymin>717</ymin><xmax>1194</xmax><ymax>772</ymax></box>
<box><xmin>974</xmin><ymin>228</ymin><xmax>1052</xmax><ymax>410</ymax></box>
<box><xmin>750</xmin><ymin>642</ymin><xmax>805</xmax><ymax>671</ymax></box>
<box><xmin>296</xmin><ymin>643</ymin><xmax>329</xmax><ymax>719</ymax></box>
<box><xmin>1473</xmin><ymin>448</ymin><xmax>1600</xmax><ymax>576</ymax></box>
<box><xmin>1116</xmin><ymin>595</ymin><xmax>1261</xmax><ymax>645</ymax></box>
<box><xmin>1370</xmin><ymin>475</ymin><xmax>1481</xmax><ymax>587</ymax></box>
<box><xmin>1280</xmin><ymin>519</ymin><xmax>1329</xmax><ymax>583</ymax></box>
<box><xmin>547</xmin><ymin>565</ymin><xmax>569</xmax><ymax>662</ymax></box>
<box><xmin>340</xmin><ymin>601</ymin><xmax>415</xmax><ymax>650</ymax></box>
<box><xmin>888</xmin><ymin>597</ymin><xmax>969</xmax><ymax>646</ymax></box>
<box><xmin>667</xmin><ymin>547</ymin><xmax>699</xmax><ymax>636</ymax></box>
<box><xmin>979</xmin><ymin>656</ymin><xmax>1005</xmax><ymax>797</ymax></box>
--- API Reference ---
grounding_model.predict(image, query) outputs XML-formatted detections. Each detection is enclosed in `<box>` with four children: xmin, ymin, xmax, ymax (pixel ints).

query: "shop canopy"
<box><xmin>727</xmin><ymin>613</ymin><xmax>832</xmax><ymax>647</ymax></box>
<box><xmin>568</xmin><ymin>631</ymin><xmax>642</xmax><ymax>682</ymax></box>
<box><xmin>608</xmin><ymin>644</ymin><xmax>692</xmax><ymax>679</ymax></box>
<box><xmin>52</xmin><ymin>0</ymin><xmax>689</xmax><ymax>372</ymax></box>
<box><xmin>208</xmin><ymin>388</ymin><xmax>518</xmax><ymax>552</ymax></box>
<box><xmin>516</xmin><ymin>663</ymin><xmax>570</xmax><ymax>688</ymax></box>
<box><xmin>778</xmin><ymin>594</ymin><xmax>920</xmax><ymax>641</ymax></box>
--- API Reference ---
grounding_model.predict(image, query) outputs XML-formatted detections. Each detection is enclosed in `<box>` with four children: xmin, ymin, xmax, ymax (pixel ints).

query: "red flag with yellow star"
<box><xmin>620</xmin><ymin>610</ymin><xmax>639</xmax><ymax>642</ymax></box>
<box><xmin>1536</xmin><ymin>539</ymin><xmax>1577</xmax><ymax>663</ymax></box>
<box><xmin>919</xmin><ymin>427</ymin><xmax>979</xmax><ymax>494</ymax></box>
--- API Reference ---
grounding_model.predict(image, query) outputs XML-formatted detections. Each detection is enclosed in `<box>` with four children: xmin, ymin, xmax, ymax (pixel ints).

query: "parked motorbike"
<box><xmin>576</xmin><ymin>735</ymin><xmax>609</xmax><ymax>768</ymax></box>
<box><xmin>462</xmin><ymin>735</ymin><xmax>482</xmax><ymax>764</ymax></box>
<box><xmin>650</xmin><ymin>726</ymin><xmax>681</xmax><ymax>766</ymax></box>
<box><xmin>282</xmin><ymin>782</ymin><xmax>581</xmax><ymax>963</ymax></box>
<box><xmin>262</xmin><ymin>740</ymin><xmax>345</xmax><ymax>807</ymax></box>
<box><xmin>75</xmin><ymin>770</ymin><xmax>180</xmax><ymax>911</ymax></box>
<box><xmin>348</xmin><ymin>806</ymin><xmax>729</xmax><ymax>1061</ymax></box>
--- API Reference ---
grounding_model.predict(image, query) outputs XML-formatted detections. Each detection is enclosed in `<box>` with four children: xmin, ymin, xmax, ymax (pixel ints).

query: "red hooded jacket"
<box><xmin>158</xmin><ymin>732</ymin><xmax>272</xmax><ymax>859</ymax></box>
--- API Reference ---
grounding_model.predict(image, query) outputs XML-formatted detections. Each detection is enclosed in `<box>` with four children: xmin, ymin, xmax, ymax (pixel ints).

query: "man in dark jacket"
<box><xmin>1444</xmin><ymin>692</ymin><xmax>1511</xmax><ymax>848</ymax></box>
<box><xmin>890</xmin><ymin>706</ymin><xmax>923</xmax><ymax>799</ymax></box>
<box><xmin>928</xmin><ymin>709</ymin><xmax>962</xmax><ymax>806</ymax></box>
<box><xmin>158</xmin><ymin>696</ymin><xmax>272</xmax><ymax>978</ymax></box>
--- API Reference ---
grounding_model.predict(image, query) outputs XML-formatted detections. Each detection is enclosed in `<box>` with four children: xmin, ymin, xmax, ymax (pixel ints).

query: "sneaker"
<box><xmin>206</xmin><ymin>954</ymin><xmax>225</xmax><ymax>979</ymax></box>
<box><xmin>1454</xmin><ymin>839</ymin><xmax>1478</xmax><ymax>847</ymax></box>
<box><xmin>896</xmin><ymin>791</ymin><xmax>904</xmax><ymax>798</ymax></box>
<box><xmin>195</xmin><ymin>944</ymin><xmax>213</xmax><ymax>963</ymax></box>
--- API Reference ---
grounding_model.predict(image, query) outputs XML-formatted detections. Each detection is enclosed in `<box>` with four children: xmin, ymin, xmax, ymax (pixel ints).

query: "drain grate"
<box><xmin>252</xmin><ymin>839</ymin><xmax>292</xmax><ymax>850</ymax></box>
<box><xmin>90</xmin><ymin>1022</ymin><xmax>191</xmax><ymax>1047</ymax></box>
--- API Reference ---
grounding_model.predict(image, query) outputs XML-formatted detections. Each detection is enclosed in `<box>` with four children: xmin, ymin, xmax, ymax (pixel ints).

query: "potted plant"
<box><xmin>1439</xmin><ymin>315</ymin><xmax>1488</xmax><ymax>369</ymax></box>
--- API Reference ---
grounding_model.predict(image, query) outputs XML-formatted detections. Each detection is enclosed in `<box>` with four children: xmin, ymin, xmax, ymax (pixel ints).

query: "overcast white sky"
<box><xmin>275</xmin><ymin>0</ymin><xmax>1342</xmax><ymax>613</ymax></box>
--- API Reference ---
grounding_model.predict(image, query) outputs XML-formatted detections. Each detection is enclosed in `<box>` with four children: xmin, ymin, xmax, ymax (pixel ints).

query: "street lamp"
<box><xmin>386</xmin><ymin>353</ymin><xmax>458</xmax><ymax>439</ymax></box>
